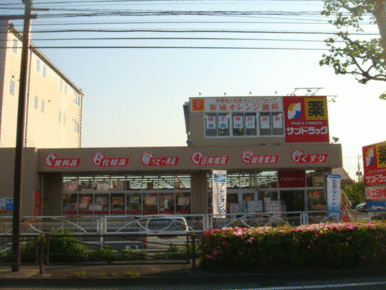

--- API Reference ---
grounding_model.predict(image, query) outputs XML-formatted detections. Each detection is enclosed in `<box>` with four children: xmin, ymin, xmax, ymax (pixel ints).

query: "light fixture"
<box><xmin>332</xmin><ymin>137</ymin><xmax>339</xmax><ymax>143</ymax></box>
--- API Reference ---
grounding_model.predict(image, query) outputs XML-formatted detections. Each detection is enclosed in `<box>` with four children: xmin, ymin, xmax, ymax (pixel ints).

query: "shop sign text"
<box><xmin>241</xmin><ymin>150</ymin><xmax>279</xmax><ymax>165</ymax></box>
<box><xmin>141</xmin><ymin>152</ymin><xmax>179</xmax><ymax>167</ymax></box>
<box><xmin>92</xmin><ymin>152</ymin><xmax>129</xmax><ymax>167</ymax></box>
<box><xmin>291</xmin><ymin>149</ymin><xmax>328</xmax><ymax>164</ymax></box>
<box><xmin>191</xmin><ymin>152</ymin><xmax>229</xmax><ymax>166</ymax></box>
<box><xmin>366</xmin><ymin>186</ymin><xmax>386</xmax><ymax>200</ymax></box>
<box><xmin>44</xmin><ymin>153</ymin><xmax>81</xmax><ymax>168</ymax></box>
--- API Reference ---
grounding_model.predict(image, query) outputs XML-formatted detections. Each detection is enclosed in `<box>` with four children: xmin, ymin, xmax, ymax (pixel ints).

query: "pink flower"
<box><xmin>239</xmin><ymin>252</ymin><xmax>244</xmax><ymax>256</ymax></box>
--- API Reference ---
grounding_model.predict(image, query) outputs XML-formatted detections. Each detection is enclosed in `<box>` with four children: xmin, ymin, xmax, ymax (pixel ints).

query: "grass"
<box><xmin>72</xmin><ymin>267</ymin><xmax>141</xmax><ymax>278</ymax></box>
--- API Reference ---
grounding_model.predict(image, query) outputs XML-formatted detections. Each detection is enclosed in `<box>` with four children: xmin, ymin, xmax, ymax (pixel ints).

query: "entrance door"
<box><xmin>281</xmin><ymin>190</ymin><xmax>305</xmax><ymax>212</ymax></box>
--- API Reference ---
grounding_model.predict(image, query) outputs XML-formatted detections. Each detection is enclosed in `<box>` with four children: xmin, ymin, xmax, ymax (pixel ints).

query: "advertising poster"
<box><xmin>365</xmin><ymin>186</ymin><xmax>386</xmax><ymax>200</ymax></box>
<box><xmin>283</xmin><ymin>96</ymin><xmax>329</xmax><ymax>143</ymax></box>
<box><xmin>273</xmin><ymin>114</ymin><xmax>283</xmax><ymax>129</ymax></box>
<box><xmin>233</xmin><ymin>116</ymin><xmax>243</xmax><ymax>129</ymax></box>
<box><xmin>0</xmin><ymin>198</ymin><xmax>13</xmax><ymax>213</ymax></box>
<box><xmin>218</xmin><ymin>115</ymin><xmax>229</xmax><ymax>129</ymax></box>
<box><xmin>206</xmin><ymin>115</ymin><xmax>216</xmax><ymax>129</ymax></box>
<box><xmin>326</xmin><ymin>174</ymin><xmax>341</xmax><ymax>221</ymax></box>
<box><xmin>212</xmin><ymin>170</ymin><xmax>227</xmax><ymax>218</ymax></box>
<box><xmin>245</xmin><ymin>115</ymin><xmax>255</xmax><ymax>129</ymax></box>
<box><xmin>363</xmin><ymin>141</ymin><xmax>386</xmax><ymax>186</ymax></box>
<box><xmin>260</xmin><ymin>115</ymin><xmax>270</xmax><ymax>129</ymax></box>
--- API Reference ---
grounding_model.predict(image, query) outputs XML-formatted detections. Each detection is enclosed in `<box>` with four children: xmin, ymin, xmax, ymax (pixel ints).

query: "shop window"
<box><xmin>272</xmin><ymin>112</ymin><xmax>284</xmax><ymax>135</ymax></box>
<box><xmin>308</xmin><ymin>190</ymin><xmax>326</xmax><ymax>211</ymax></box>
<box><xmin>36</xmin><ymin>59</ymin><xmax>40</xmax><ymax>72</ymax></box>
<box><xmin>143</xmin><ymin>175</ymin><xmax>158</xmax><ymax>190</ymax></box>
<box><xmin>159</xmin><ymin>175</ymin><xmax>174</xmax><ymax>189</ymax></box>
<box><xmin>63</xmin><ymin>177</ymin><xmax>78</xmax><ymax>192</ymax></box>
<box><xmin>78</xmin><ymin>177</ymin><xmax>94</xmax><ymax>192</ymax></box>
<box><xmin>144</xmin><ymin>193</ymin><xmax>158</xmax><ymax>214</ymax></box>
<box><xmin>218</xmin><ymin>113</ymin><xmax>230</xmax><ymax>136</ymax></box>
<box><xmin>78</xmin><ymin>194</ymin><xmax>93</xmax><ymax>214</ymax></box>
<box><xmin>227</xmin><ymin>193</ymin><xmax>239</xmax><ymax>214</ymax></box>
<box><xmin>95</xmin><ymin>175</ymin><xmax>109</xmax><ymax>191</ymax></box>
<box><xmin>259</xmin><ymin>112</ymin><xmax>271</xmax><ymax>136</ymax></box>
<box><xmin>127</xmin><ymin>193</ymin><xmax>142</xmax><ymax>214</ymax></box>
<box><xmin>62</xmin><ymin>193</ymin><xmax>77</xmax><ymax>214</ymax></box>
<box><xmin>254</xmin><ymin>171</ymin><xmax>278</xmax><ymax>189</ymax></box>
<box><xmin>306</xmin><ymin>170</ymin><xmax>325</xmax><ymax>187</ymax></box>
<box><xmin>127</xmin><ymin>175</ymin><xmax>142</xmax><ymax>190</ymax></box>
<box><xmin>94</xmin><ymin>194</ymin><xmax>109</xmax><ymax>213</ymax></box>
<box><xmin>111</xmin><ymin>194</ymin><xmax>125</xmax><ymax>213</ymax></box>
<box><xmin>175</xmin><ymin>174</ymin><xmax>191</xmax><ymax>189</ymax></box>
<box><xmin>176</xmin><ymin>192</ymin><xmax>190</xmax><ymax>213</ymax></box>
<box><xmin>159</xmin><ymin>193</ymin><xmax>175</xmax><ymax>214</ymax></box>
<box><xmin>110</xmin><ymin>176</ymin><xmax>126</xmax><ymax>190</ymax></box>
<box><xmin>227</xmin><ymin>174</ymin><xmax>240</xmax><ymax>189</ymax></box>
<box><xmin>12</xmin><ymin>38</ymin><xmax>18</xmax><ymax>54</ymax></box>
<box><xmin>232</xmin><ymin>113</ymin><xmax>244</xmax><ymax>136</ymax></box>
<box><xmin>205</xmin><ymin>113</ymin><xmax>217</xmax><ymax>136</ymax></box>
<box><xmin>245</xmin><ymin>112</ymin><xmax>257</xmax><ymax>136</ymax></box>
<box><xmin>9</xmin><ymin>79</ymin><xmax>15</xmax><ymax>96</ymax></box>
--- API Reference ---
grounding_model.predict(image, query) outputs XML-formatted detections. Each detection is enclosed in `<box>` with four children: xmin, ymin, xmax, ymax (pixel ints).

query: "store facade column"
<box><xmin>190</xmin><ymin>171</ymin><xmax>208</xmax><ymax>214</ymax></box>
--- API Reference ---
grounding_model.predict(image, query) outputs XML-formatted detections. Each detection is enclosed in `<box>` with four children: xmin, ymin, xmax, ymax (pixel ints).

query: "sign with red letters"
<box><xmin>191</xmin><ymin>152</ymin><xmax>229</xmax><ymax>166</ymax></box>
<box><xmin>44</xmin><ymin>153</ymin><xmax>81</xmax><ymax>168</ymax></box>
<box><xmin>92</xmin><ymin>152</ymin><xmax>129</xmax><ymax>167</ymax></box>
<box><xmin>241</xmin><ymin>150</ymin><xmax>279</xmax><ymax>165</ymax></box>
<box><xmin>141</xmin><ymin>152</ymin><xmax>179</xmax><ymax>167</ymax></box>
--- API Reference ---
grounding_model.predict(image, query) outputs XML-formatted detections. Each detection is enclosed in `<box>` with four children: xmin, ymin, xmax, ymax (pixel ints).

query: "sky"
<box><xmin>2</xmin><ymin>0</ymin><xmax>386</xmax><ymax>181</ymax></box>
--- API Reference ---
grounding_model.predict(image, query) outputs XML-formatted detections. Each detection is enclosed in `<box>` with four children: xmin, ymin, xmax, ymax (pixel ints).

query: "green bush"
<box><xmin>199</xmin><ymin>221</ymin><xmax>386</xmax><ymax>272</ymax></box>
<box><xmin>88</xmin><ymin>246</ymin><xmax>119</xmax><ymax>261</ymax></box>
<box><xmin>120</xmin><ymin>246</ymin><xmax>147</xmax><ymax>260</ymax></box>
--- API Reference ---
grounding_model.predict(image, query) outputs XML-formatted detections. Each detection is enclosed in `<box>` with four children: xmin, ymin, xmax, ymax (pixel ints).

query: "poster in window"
<box><xmin>233</xmin><ymin>116</ymin><xmax>243</xmax><ymax>129</ymax></box>
<box><xmin>273</xmin><ymin>114</ymin><xmax>283</xmax><ymax>128</ymax></box>
<box><xmin>145</xmin><ymin>197</ymin><xmax>156</xmax><ymax>205</ymax></box>
<box><xmin>206</xmin><ymin>116</ymin><xmax>216</xmax><ymax>129</ymax></box>
<box><xmin>95</xmin><ymin>195</ymin><xmax>108</xmax><ymax>209</ymax></box>
<box><xmin>218</xmin><ymin>115</ymin><xmax>228</xmax><ymax>129</ymax></box>
<box><xmin>64</xmin><ymin>180</ymin><xmax>78</xmax><ymax>192</ymax></box>
<box><xmin>245</xmin><ymin>115</ymin><xmax>255</xmax><ymax>129</ymax></box>
<box><xmin>260</xmin><ymin>115</ymin><xmax>270</xmax><ymax>129</ymax></box>
<box><xmin>130</xmin><ymin>196</ymin><xmax>140</xmax><ymax>204</ymax></box>
<box><xmin>177</xmin><ymin>197</ymin><xmax>190</xmax><ymax>206</ymax></box>
<box><xmin>79</xmin><ymin>195</ymin><xmax>92</xmax><ymax>210</ymax></box>
<box><xmin>112</xmin><ymin>180</ymin><xmax>125</xmax><ymax>190</ymax></box>
<box><xmin>96</xmin><ymin>181</ymin><xmax>109</xmax><ymax>191</ymax></box>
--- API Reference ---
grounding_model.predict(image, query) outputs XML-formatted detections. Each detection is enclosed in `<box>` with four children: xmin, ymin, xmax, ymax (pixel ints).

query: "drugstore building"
<box><xmin>0</xmin><ymin>96</ymin><xmax>342</xmax><ymax>217</ymax></box>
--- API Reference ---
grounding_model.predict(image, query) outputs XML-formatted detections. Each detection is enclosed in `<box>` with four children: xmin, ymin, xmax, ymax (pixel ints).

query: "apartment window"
<box><xmin>58</xmin><ymin>111</ymin><xmax>62</xmax><ymax>123</ymax></box>
<box><xmin>12</xmin><ymin>39</ymin><xmax>18</xmax><ymax>54</ymax></box>
<box><xmin>41</xmin><ymin>100</ymin><xmax>45</xmax><ymax>113</ymax></box>
<box><xmin>36</xmin><ymin>59</ymin><xmax>40</xmax><ymax>72</ymax></box>
<box><xmin>60</xmin><ymin>80</ymin><xmax>63</xmax><ymax>91</ymax></box>
<box><xmin>43</xmin><ymin>65</ymin><xmax>47</xmax><ymax>77</ymax></box>
<box><xmin>64</xmin><ymin>84</ymin><xmax>67</xmax><ymax>95</ymax></box>
<box><xmin>63</xmin><ymin>112</ymin><xmax>66</xmax><ymax>125</ymax></box>
<box><xmin>72</xmin><ymin>120</ymin><xmax>77</xmax><ymax>132</ymax></box>
<box><xmin>73</xmin><ymin>91</ymin><xmax>78</xmax><ymax>105</ymax></box>
<box><xmin>9</xmin><ymin>79</ymin><xmax>15</xmax><ymax>95</ymax></box>
<box><xmin>34</xmin><ymin>96</ymin><xmax>38</xmax><ymax>109</ymax></box>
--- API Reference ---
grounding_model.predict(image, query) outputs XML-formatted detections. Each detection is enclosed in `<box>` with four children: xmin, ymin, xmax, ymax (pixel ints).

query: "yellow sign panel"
<box><xmin>376</xmin><ymin>142</ymin><xmax>386</xmax><ymax>168</ymax></box>
<box><xmin>304</xmin><ymin>97</ymin><xmax>328</xmax><ymax>121</ymax></box>
<box><xmin>191</xmin><ymin>98</ymin><xmax>205</xmax><ymax>111</ymax></box>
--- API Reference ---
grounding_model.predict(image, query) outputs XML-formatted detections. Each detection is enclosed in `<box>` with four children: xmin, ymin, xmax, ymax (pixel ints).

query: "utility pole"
<box><xmin>11</xmin><ymin>0</ymin><xmax>33</xmax><ymax>272</ymax></box>
<box><xmin>356</xmin><ymin>154</ymin><xmax>363</xmax><ymax>182</ymax></box>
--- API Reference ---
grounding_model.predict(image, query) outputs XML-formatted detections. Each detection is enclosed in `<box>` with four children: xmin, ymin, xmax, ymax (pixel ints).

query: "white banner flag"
<box><xmin>212</xmin><ymin>170</ymin><xmax>227</xmax><ymax>218</ymax></box>
<box><xmin>326</xmin><ymin>174</ymin><xmax>341</xmax><ymax>221</ymax></box>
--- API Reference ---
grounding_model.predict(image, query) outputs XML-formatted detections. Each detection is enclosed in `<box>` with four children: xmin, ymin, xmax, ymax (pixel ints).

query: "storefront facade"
<box><xmin>0</xmin><ymin>96</ymin><xmax>342</xmax><ymax>217</ymax></box>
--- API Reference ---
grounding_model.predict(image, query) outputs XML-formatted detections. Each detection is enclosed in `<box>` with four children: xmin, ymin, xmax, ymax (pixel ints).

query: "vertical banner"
<box><xmin>33</xmin><ymin>191</ymin><xmax>42</xmax><ymax>217</ymax></box>
<box><xmin>212</xmin><ymin>170</ymin><xmax>227</xmax><ymax>218</ymax></box>
<box><xmin>326</xmin><ymin>174</ymin><xmax>341</xmax><ymax>221</ymax></box>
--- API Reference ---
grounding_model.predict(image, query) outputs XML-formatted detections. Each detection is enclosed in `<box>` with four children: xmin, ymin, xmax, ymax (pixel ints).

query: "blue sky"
<box><xmin>3</xmin><ymin>0</ymin><xmax>386</xmax><ymax>180</ymax></box>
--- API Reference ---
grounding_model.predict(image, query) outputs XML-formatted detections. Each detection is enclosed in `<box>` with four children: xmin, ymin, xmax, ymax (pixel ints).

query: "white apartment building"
<box><xmin>0</xmin><ymin>20</ymin><xmax>83</xmax><ymax>148</ymax></box>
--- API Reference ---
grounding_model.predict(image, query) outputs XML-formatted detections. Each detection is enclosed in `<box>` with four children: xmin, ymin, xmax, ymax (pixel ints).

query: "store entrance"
<box><xmin>281</xmin><ymin>190</ymin><xmax>305</xmax><ymax>212</ymax></box>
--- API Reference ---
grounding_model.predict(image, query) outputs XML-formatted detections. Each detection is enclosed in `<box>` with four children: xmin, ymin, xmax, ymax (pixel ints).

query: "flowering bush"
<box><xmin>199</xmin><ymin>221</ymin><xmax>386</xmax><ymax>272</ymax></box>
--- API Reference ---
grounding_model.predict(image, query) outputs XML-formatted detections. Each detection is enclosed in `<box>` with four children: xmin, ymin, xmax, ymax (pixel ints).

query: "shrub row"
<box><xmin>199</xmin><ymin>221</ymin><xmax>386</xmax><ymax>272</ymax></box>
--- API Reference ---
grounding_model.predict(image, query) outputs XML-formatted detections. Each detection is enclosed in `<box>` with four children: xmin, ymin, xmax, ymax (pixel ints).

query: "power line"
<box><xmin>5</xmin><ymin>45</ymin><xmax>327</xmax><ymax>49</ymax></box>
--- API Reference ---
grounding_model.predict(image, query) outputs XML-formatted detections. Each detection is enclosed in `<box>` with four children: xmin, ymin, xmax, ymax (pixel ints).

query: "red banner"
<box><xmin>33</xmin><ymin>191</ymin><xmax>42</xmax><ymax>216</ymax></box>
<box><xmin>366</xmin><ymin>186</ymin><xmax>386</xmax><ymax>200</ymax></box>
<box><xmin>363</xmin><ymin>142</ymin><xmax>386</xmax><ymax>186</ymax></box>
<box><xmin>278</xmin><ymin>170</ymin><xmax>306</xmax><ymax>188</ymax></box>
<box><xmin>283</xmin><ymin>96</ymin><xmax>329</xmax><ymax>143</ymax></box>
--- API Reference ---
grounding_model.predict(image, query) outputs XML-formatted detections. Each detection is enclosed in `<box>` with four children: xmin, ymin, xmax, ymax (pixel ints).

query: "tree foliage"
<box><xmin>320</xmin><ymin>0</ymin><xmax>386</xmax><ymax>98</ymax></box>
<box><xmin>342</xmin><ymin>180</ymin><xmax>365</xmax><ymax>208</ymax></box>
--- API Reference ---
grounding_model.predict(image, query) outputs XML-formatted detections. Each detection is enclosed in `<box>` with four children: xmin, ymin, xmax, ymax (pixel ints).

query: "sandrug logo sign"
<box><xmin>92</xmin><ymin>152</ymin><xmax>129</xmax><ymax>167</ymax></box>
<box><xmin>291</xmin><ymin>149</ymin><xmax>328</xmax><ymax>164</ymax></box>
<box><xmin>241</xmin><ymin>150</ymin><xmax>279</xmax><ymax>165</ymax></box>
<box><xmin>140</xmin><ymin>152</ymin><xmax>179</xmax><ymax>167</ymax></box>
<box><xmin>44</xmin><ymin>153</ymin><xmax>81</xmax><ymax>168</ymax></box>
<box><xmin>190</xmin><ymin>152</ymin><xmax>229</xmax><ymax>166</ymax></box>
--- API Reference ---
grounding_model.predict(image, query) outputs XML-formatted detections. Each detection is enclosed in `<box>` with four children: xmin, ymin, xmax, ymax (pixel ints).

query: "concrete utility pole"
<box><xmin>11</xmin><ymin>0</ymin><xmax>33</xmax><ymax>272</ymax></box>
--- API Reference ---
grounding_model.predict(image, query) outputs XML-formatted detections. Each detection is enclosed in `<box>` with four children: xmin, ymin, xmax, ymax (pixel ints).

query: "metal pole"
<box><xmin>11</xmin><ymin>0</ymin><xmax>32</xmax><ymax>272</ymax></box>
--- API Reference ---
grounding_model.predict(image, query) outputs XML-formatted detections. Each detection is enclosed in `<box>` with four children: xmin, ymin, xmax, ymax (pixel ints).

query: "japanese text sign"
<box><xmin>363</xmin><ymin>141</ymin><xmax>386</xmax><ymax>186</ymax></box>
<box><xmin>212</xmin><ymin>170</ymin><xmax>227</xmax><ymax>218</ymax></box>
<box><xmin>283</xmin><ymin>96</ymin><xmax>329</xmax><ymax>143</ymax></box>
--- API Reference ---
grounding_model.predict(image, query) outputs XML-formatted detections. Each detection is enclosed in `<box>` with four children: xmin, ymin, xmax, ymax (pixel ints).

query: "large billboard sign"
<box><xmin>191</xmin><ymin>96</ymin><xmax>329</xmax><ymax>143</ymax></box>
<box><xmin>283</xmin><ymin>96</ymin><xmax>329</xmax><ymax>143</ymax></box>
<box><xmin>363</xmin><ymin>141</ymin><xmax>386</xmax><ymax>186</ymax></box>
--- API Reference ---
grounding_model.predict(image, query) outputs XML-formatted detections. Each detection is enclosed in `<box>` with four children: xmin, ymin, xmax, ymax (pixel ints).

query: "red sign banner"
<box><xmin>33</xmin><ymin>191</ymin><xmax>42</xmax><ymax>216</ymax></box>
<box><xmin>190</xmin><ymin>152</ymin><xmax>229</xmax><ymax>166</ymax></box>
<box><xmin>278</xmin><ymin>170</ymin><xmax>306</xmax><ymax>188</ymax></box>
<box><xmin>283</xmin><ymin>96</ymin><xmax>329</xmax><ymax>143</ymax></box>
<box><xmin>366</xmin><ymin>186</ymin><xmax>386</xmax><ymax>200</ymax></box>
<box><xmin>44</xmin><ymin>153</ymin><xmax>81</xmax><ymax>168</ymax></box>
<box><xmin>363</xmin><ymin>142</ymin><xmax>386</xmax><ymax>186</ymax></box>
<box><xmin>141</xmin><ymin>152</ymin><xmax>179</xmax><ymax>167</ymax></box>
<box><xmin>241</xmin><ymin>150</ymin><xmax>279</xmax><ymax>165</ymax></box>
<box><xmin>92</xmin><ymin>152</ymin><xmax>129</xmax><ymax>167</ymax></box>
<box><xmin>291</xmin><ymin>149</ymin><xmax>328</xmax><ymax>164</ymax></box>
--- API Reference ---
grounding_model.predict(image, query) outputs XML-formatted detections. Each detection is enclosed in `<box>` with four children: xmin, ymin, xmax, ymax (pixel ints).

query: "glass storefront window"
<box><xmin>143</xmin><ymin>175</ymin><xmax>158</xmax><ymax>190</ymax></box>
<box><xmin>63</xmin><ymin>176</ymin><xmax>78</xmax><ymax>192</ymax></box>
<box><xmin>159</xmin><ymin>175</ymin><xmax>174</xmax><ymax>189</ymax></box>
<box><xmin>110</xmin><ymin>175</ymin><xmax>126</xmax><ymax>191</ymax></box>
<box><xmin>127</xmin><ymin>192</ymin><xmax>141</xmax><ymax>214</ymax></box>
<box><xmin>111</xmin><ymin>193</ymin><xmax>125</xmax><ymax>213</ymax></box>
<box><xmin>62</xmin><ymin>193</ymin><xmax>77</xmax><ymax>213</ymax></box>
<box><xmin>308</xmin><ymin>190</ymin><xmax>326</xmax><ymax>211</ymax></box>
<box><xmin>78</xmin><ymin>176</ymin><xmax>94</xmax><ymax>192</ymax></box>
<box><xmin>144</xmin><ymin>193</ymin><xmax>158</xmax><ymax>214</ymax></box>
<box><xmin>227</xmin><ymin>193</ymin><xmax>239</xmax><ymax>214</ymax></box>
<box><xmin>176</xmin><ymin>192</ymin><xmax>190</xmax><ymax>213</ymax></box>
<box><xmin>227</xmin><ymin>174</ymin><xmax>239</xmax><ymax>189</ymax></box>
<box><xmin>306</xmin><ymin>170</ymin><xmax>325</xmax><ymax>187</ymax></box>
<box><xmin>218</xmin><ymin>113</ymin><xmax>230</xmax><ymax>136</ymax></box>
<box><xmin>78</xmin><ymin>194</ymin><xmax>93</xmax><ymax>213</ymax></box>
<box><xmin>94</xmin><ymin>194</ymin><xmax>109</xmax><ymax>213</ymax></box>
<box><xmin>175</xmin><ymin>175</ymin><xmax>191</xmax><ymax>189</ymax></box>
<box><xmin>95</xmin><ymin>175</ymin><xmax>109</xmax><ymax>191</ymax></box>
<box><xmin>159</xmin><ymin>193</ymin><xmax>175</xmax><ymax>214</ymax></box>
<box><xmin>254</xmin><ymin>171</ymin><xmax>278</xmax><ymax>189</ymax></box>
<box><xmin>127</xmin><ymin>175</ymin><xmax>142</xmax><ymax>190</ymax></box>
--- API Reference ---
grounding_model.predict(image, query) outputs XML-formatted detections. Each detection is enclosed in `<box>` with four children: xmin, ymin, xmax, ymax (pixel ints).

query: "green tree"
<box><xmin>342</xmin><ymin>180</ymin><xmax>365</xmax><ymax>208</ymax></box>
<box><xmin>320</xmin><ymin>0</ymin><xmax>386</xmax><ymax>98</ymax></box>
